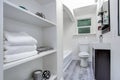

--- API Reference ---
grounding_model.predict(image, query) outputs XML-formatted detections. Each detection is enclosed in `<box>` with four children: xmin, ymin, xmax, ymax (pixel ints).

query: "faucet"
<box><xmin>99</xmin><ymin>34</ymin><xmax>103</xmax><ymax>43</ymax></box>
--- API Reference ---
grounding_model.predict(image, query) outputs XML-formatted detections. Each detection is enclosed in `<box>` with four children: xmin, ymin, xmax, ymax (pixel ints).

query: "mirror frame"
<box><xmin>102</xmin><ymin>0</ymin><xmax>111</xmax><ymax>34</ymax></box>
<box><xmin>118</xmin><ymin>0</ymin><xmax>120</xmax><ymax>35</ymax></box>
<box><xmin>108</xmin><ymin>0</ymin><xmax>111</xmax><ymax>33</ymax></box>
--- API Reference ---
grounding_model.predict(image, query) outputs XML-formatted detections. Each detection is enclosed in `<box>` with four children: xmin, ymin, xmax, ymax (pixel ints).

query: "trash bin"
<box><xmin>32</xmin><ymin>70</ymin><xmax>43</xmax><ymax>80</ymax></box>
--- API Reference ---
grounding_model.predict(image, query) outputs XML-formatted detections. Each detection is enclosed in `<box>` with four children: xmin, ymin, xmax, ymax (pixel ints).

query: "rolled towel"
<box><xmin>4</xmin><ymin>45</ymin><xmax>37</xmax><ymax>55</ymax></box>
<box><xmin>4</xmin><ymin>50</ymin><xmax>37</xmax><ymax>63</ymax></box>
<box><xmin>4</xmin><ymin>31</ymin><xmax>37</xmax><ymax>46</ymax></box>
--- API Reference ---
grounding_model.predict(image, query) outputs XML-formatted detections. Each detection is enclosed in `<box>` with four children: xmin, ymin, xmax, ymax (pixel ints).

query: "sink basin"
<box><xmin>91</xmin><ymin>43</ymin><xmax>111</xmax><ymax>50</ymax></box>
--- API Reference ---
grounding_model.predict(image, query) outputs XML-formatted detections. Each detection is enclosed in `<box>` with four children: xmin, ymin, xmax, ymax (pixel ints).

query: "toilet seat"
<box><xmin>79</xmin><ymin>52</ymin><xmax>89</xmax><ymax>57</ymax></box>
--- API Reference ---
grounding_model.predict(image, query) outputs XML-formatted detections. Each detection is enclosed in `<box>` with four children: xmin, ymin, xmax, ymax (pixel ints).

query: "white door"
<box><xmin>0</xmin><ymin>0</ymin><xmax>3</xmax><ymax>80</ymax></box>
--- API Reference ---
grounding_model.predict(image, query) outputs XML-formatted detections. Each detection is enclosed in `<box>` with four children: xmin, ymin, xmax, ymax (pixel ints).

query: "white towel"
<box><xmin>4</xmin><ymin>51</ymin><xmax>37</xmax><ymax>63</ymax></box>
<box><xmin>4</xmin><ymin>45</ymin><xmax>37</xmax><ymax>55</ymax></box>
<box><xmin>4</xmin><ymin>31</ymin><xmax>37</xmax><ymax>46</ymax></box>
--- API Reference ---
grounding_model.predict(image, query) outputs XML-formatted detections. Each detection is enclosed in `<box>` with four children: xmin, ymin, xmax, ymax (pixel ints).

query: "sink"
<box><xmin>91</xmin><ymin>43</ymin><xmax>111</xmax><ymax>50</ymax></box>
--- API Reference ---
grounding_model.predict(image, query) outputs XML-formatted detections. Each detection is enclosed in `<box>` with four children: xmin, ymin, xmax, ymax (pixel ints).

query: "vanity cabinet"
<box><xmin>92</xmin><ymin>43</ymin><xmax>111</xmax><ymax>80</ymax></box>
<box><xmin>95</xmin><ymin>49</ymin><xmax>110</xmax><ymax>80</ymax></box>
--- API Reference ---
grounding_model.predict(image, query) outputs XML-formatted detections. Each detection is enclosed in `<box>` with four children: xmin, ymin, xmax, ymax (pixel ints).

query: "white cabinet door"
<box><xmin>0</xmin><ymin>0</ymin><xmax>3</xmax><ymax>80</ymax></box>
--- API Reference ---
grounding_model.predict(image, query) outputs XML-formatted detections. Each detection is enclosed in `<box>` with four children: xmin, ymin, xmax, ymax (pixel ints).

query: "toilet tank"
<box><xmin>79</xmin><ymin>44</ymin><xmax>89</xmax><ymax>52</ymax></box>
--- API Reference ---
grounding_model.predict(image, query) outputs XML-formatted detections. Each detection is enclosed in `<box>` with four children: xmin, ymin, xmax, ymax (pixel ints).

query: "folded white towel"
<box><xmin>4</xmin><ymin>31</ymin><xmax>37</xmax><ymax>46</ymax></box>
<box><xmin>4</xmin><ymin>51</ymin><xmax>37</xmax><ymax>63</ymax></box>
<box><xmin>4</xmin><ymin>45</ymin><xmax>37</xmax><ymax>55</ymax></box>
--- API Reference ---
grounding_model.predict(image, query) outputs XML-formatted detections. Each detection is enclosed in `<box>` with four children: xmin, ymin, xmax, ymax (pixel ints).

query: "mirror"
<box><xmin>118</xmin><ymin>0</ymin><xmax>120</xmax><ymax>35</ymax></box>
<box><xmin>102</xmin><ymin>0</ymin><xmax>110</xmax><ymax>34</ymax></box>
<box><xmin>97</xmin><ymin>0</ymin><xmax>110</xmax><ymax>34</ymax></box>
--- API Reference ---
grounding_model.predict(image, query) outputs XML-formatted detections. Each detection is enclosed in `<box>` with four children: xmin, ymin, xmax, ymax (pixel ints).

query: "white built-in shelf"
<box><xmin>4</xmin><ymin>1</ymin><xmax>56</xmax><ymax>27</ymax></box>
<box><xmin>4</xmin><ymin>50</ymin><xmax>56</xmax><ymax>70</ymax></box>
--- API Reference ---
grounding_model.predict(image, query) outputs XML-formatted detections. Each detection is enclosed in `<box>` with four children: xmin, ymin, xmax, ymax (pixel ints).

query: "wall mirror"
<box><xmin>118</xmin><ymin>0</ymin><xmax>120</xmax><ymax>35</ymax></box>
<box><xmin>102</xmin><ymin>0</ymin><xmax>110</xmax><ymax>34</ymax></box>
<box><xmin>98</xmin><ymin>0</ymin><xmax>110</xmax><ymax>34</ymax></box>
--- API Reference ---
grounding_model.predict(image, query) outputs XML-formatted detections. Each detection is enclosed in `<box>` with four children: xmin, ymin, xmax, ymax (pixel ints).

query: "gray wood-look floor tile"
<box><xmin>64</xmin><ymin>60</ymin><xmax>94</xmax><ymax>80</ymax></box>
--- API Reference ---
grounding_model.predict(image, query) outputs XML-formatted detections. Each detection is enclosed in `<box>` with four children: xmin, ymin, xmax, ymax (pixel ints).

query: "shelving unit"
<box><xmin>4</xmin><ymin>50</ymin><xmax>56</xmax><ymax>70</ymax></box>
<box><xmin>3</xmin><ymin>0</ymin><xmax>57</xmax><ymax>80</ymax></box>
<box><xmin>4</xmin><ymin>1</ymin><xmax>56</xmax><ymax>27</ymax></box>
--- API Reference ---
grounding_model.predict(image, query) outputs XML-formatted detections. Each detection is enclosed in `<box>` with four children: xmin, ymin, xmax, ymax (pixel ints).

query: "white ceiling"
<box><xmin>74</xmin><ymin>4</ymin><xmax>97</xmax><ymax>17</ymax></box>
<box><xmin>62</xmin><ymin>0</ymin><xmax>96</xmax><ymax>9</ymax></box>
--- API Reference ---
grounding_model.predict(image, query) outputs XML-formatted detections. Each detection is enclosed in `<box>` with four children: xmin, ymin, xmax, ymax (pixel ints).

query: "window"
<box><xmin>77</xmin><ymin>18</ymin><xmax>91</xmax><ymax>34</ymax></box>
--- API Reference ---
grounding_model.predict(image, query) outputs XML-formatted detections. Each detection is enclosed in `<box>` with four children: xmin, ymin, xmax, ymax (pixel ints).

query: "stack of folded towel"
<box><xmin>4</xmin><ymin>31</ymin><xmax>38</xmax><ymax>63</ymax></box>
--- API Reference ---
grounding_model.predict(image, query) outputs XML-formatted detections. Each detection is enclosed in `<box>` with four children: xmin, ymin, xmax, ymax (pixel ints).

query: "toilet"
<box><xmin>79</xmin><ymin>44</ymin><xmax>89</xmax><ymax>67</ymax></box>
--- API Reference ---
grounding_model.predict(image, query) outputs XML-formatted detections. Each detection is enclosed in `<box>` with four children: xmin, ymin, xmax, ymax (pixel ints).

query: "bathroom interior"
<box><xmin>0</xmin><ymin>0</ymin><xmax>120</xmax><ymax>80</ymax></box>
<box><xmin>63</xmin><ymin>0</ymin><xmax>110</xmax><ymax>80</ymax></box>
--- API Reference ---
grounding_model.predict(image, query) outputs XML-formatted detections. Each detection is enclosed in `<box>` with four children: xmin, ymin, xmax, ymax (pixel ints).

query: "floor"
<box><xmin>64</xmin><ymin>60</ymin><xmax>94</xmax><ymax>80</ymax></box>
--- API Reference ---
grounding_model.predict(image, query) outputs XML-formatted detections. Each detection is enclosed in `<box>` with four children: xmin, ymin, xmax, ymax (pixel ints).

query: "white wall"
<box><xmin>0</xmin><ymin>0</ymin><xmax>3</xmax><ymax>80</ymax></box>
<box><xmin>43</xmin><ymin>53</ymin><xmax>57</xmax><ymax>75</ymax></box>
<box><xmin>42</xmin><ymin>1</ymin><xmax>56</xmax><ymax>23</ymax></box>
<box><xmin>63</xmin><ymin>4</ymin><xmax>75</xmax><ymax>22</ymax></box>
<box><xmin>42</xmin><ymin>1</ymin><xmax>57</xmax><ymax>49</ymax></box>
<box><xmin>42</xmin><ymin>27</ymin><xmax>57</xmax><ymax>49</ymax></box>
<box><xmin>8</xmin><ymin>0</ymin><xmax>43</xmax><ymax>14</ymax></box>
<box><xmin>107</xmin><ymin>0</ymin><xmax>120</xmax><ymax>79</ymax></box>
<box><xmin>63</xmin><ymin>9</ymin><xmax>78</xmax><ymax>61</ymax></box>
<box><xmin>63</xmin><ymin>10</ymin><xmax>74</xmax><ymax>50</ymax></box>
<box><xmin>56</xmin><ymin>0</ymin><xmax>63</xmax><ymax>79</ymax></box>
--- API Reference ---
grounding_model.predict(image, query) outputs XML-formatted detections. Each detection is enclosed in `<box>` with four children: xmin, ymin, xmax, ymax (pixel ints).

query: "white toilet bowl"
<box><xmin>79</xmin><ymin>52</ymin><xmax>89</xmax><ymax>67</ymax></box>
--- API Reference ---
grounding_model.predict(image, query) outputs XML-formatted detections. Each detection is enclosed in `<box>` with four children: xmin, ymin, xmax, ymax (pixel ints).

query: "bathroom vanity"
<box><xmin>92</xmin><ymin>43</ymin><xmax>111</xmax><ymax>80</ymax></box>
